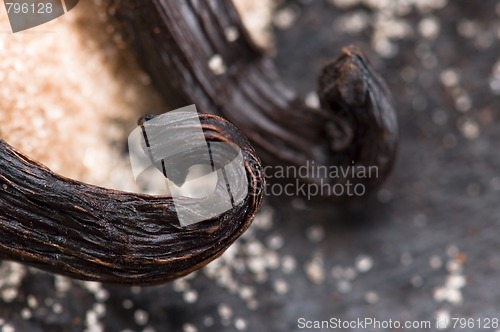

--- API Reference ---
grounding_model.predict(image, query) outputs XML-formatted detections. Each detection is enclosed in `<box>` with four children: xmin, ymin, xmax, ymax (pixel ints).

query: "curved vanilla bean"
<box><xmin>0</xmin><ymin>114</ymin><xmax>264</xmax><ymax>285</ymax></box>
<box><xmin>109</xmin><ymin>0</ymin><xmax>398</xmax><ymax>198</ymax></box>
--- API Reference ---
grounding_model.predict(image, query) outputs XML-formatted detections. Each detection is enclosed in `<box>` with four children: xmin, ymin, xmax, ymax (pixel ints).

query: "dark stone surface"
<box><xmin>1</xmin><ymin>0</ymin><xmax>499</xmax><ymax>331</ymax></box>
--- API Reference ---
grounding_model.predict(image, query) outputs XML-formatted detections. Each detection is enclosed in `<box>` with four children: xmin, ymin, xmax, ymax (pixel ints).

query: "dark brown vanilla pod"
<box><xmin>0</xmin><ymin>114</ymin><xmax>264</xmax><ymax>285</ymax></box>
<box><xmin>108</xmin><ymin>0</ymin><xmax>398</xmax><ymax>200</ymax></box>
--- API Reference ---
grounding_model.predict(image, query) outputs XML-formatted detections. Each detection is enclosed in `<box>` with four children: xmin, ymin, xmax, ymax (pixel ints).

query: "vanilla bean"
<box><xmin>109</xmin><ymin>0</ymin><xmax>398</xmax><ymax>198</ymax></box>
<box><xmin>0</xmin><ymin>114</ymin><xmax>264</xmax><ymax>285</ymax></box>
<box><xmin>0</xmin><ymin>0</ymin><xmax>398</xmax><ymax>285</ymax></box>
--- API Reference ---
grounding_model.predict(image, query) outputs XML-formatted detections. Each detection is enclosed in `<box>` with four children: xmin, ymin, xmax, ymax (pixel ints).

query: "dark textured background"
<box><xmin>1</xmin><ymin>0</ymin><xmax>499</xmax><ymax>331</ymax></box>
